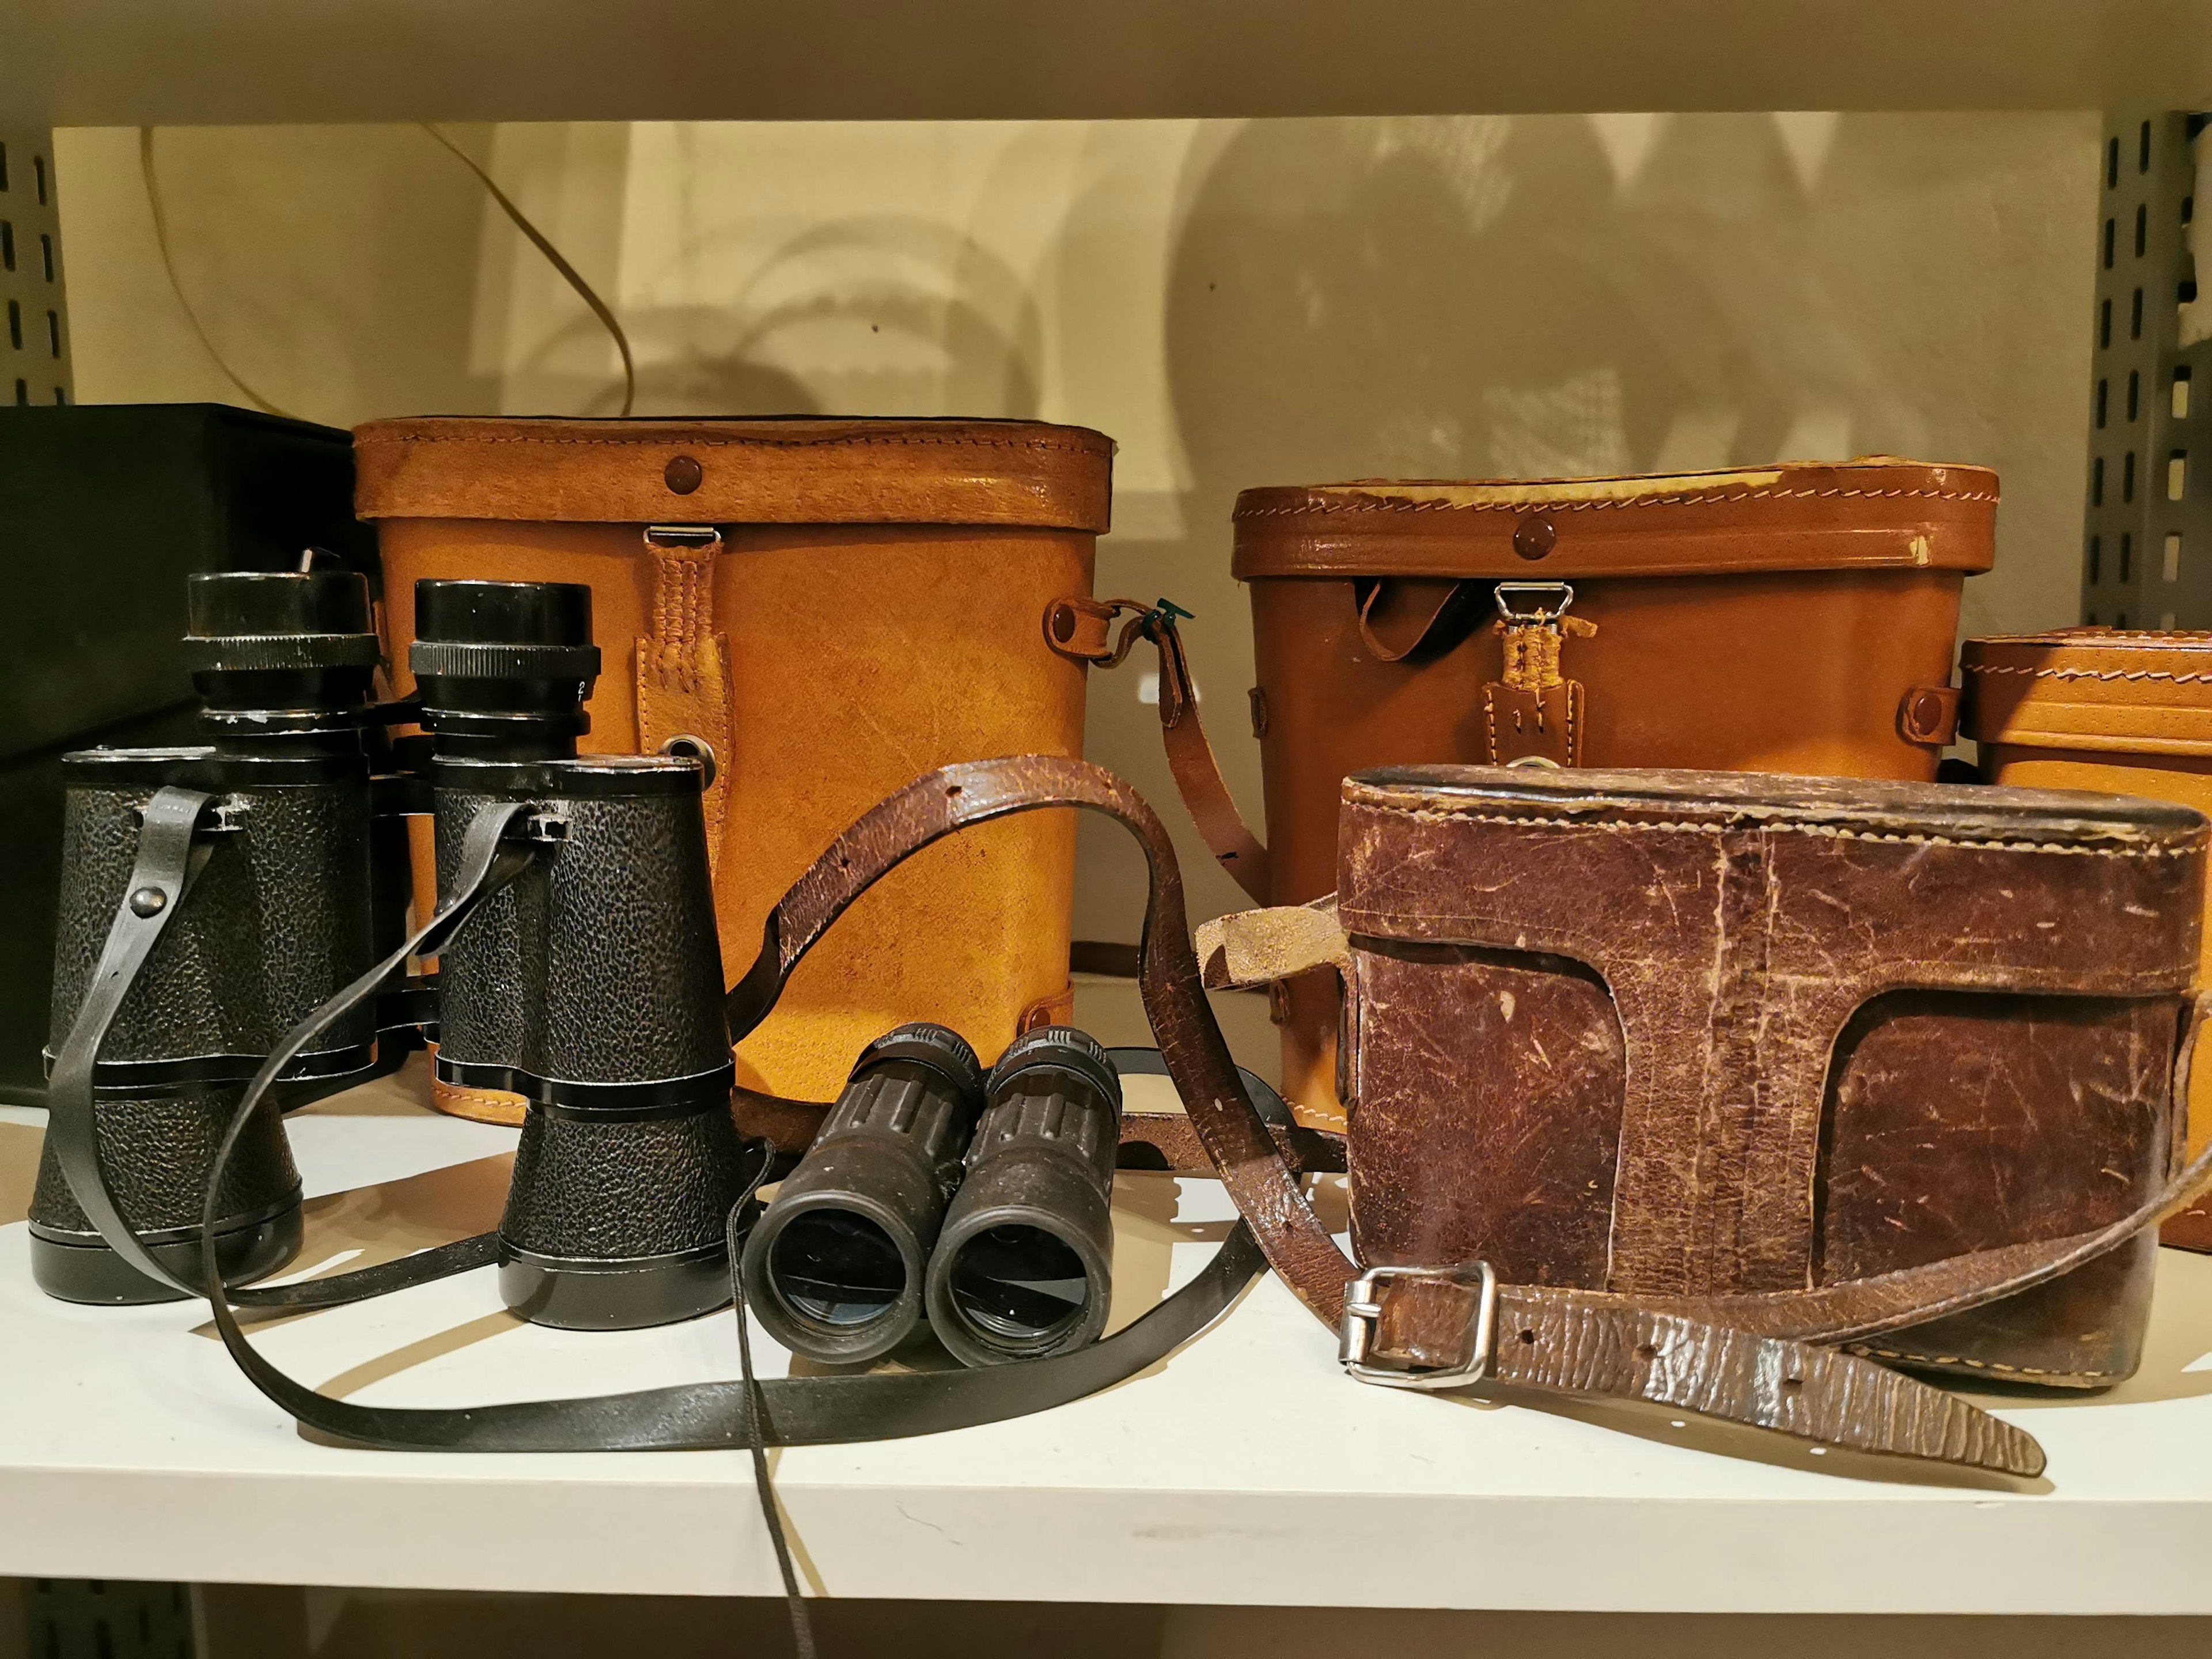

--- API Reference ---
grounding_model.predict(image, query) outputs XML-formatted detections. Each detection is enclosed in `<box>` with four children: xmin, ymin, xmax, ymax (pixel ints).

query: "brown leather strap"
<box><xmin>1356</xmin><ymin>577</ymin><xmax>1467</xmax><ymax>662</ymax></box>
<box><xmin>721</xmin><ymin>756</ymin><xmax>2048</xmax><ymax>1475</ymax></box>
<box><xmin>1047</xmin><ymin>598</ymin><xmax>1271</xmax><ymax>904</ymax></box>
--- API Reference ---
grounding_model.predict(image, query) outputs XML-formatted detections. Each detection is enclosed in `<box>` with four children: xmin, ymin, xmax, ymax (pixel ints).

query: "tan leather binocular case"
<box><xmin>355</xmin><ymin>416</ymin><xmax>1113</xmax><ymax>1137</ymax></box>
<box><xmin>1964</xmin><ymin>626</ymin><xmax>2212</xmax><ymax>1250</ymax></box>
<box><xmin>1230</xmin><ymin>457</ymin><xmax>1997</xmax><ymax>1130</ymax></box>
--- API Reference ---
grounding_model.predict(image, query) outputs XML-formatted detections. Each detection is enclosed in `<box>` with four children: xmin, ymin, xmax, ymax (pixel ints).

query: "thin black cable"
<box><xmin>729</xmin><ymin>1202</ymin><xmax>819</xmax><ymax>1659</ymax></box>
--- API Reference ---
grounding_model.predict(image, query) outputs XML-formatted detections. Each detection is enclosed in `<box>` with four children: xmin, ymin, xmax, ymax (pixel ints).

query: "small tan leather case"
<box><xmin>1209</xmin><ymin>764</ymin><xmax>2205</xmax><ymax>1387</ymax></box>
<box><xmin>1232</xmin><ymin>458</ymin><xmax>1996</xmax><ymax>1129</ymax></box>
<box><xmin>355</xmin><ymin>416</ymin><xmax>1112</xmax><ymax>1129</ymax></box>
<box><xmin>1963</xmin><ymin>627</ymin><xmax>2212</xmax><ymax>1250</ymax></box>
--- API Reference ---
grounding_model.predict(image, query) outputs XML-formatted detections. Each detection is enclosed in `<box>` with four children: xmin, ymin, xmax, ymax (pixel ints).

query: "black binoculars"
<box><xmin>36</xmin><ymin>571</ymin><xmax>751</xmax><ymax>1329</ymax></box>
<box><xmin>33</xmin><ymin>566</ymin><xmax>396</xmax><ymax>1302</ymax></box>
<box><xmin>411</xmin><ymin>578</ymin><xmax>751</xmax><ymax>1329</ymax></box>
<box><xmin>743</xmin><ymin>1022</ymin><xmax>1123</xmax><ymax>1367</ymax></box>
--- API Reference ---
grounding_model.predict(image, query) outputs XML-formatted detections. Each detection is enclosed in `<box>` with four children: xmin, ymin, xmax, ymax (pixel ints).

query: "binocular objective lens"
<box><xmin>944</xmin><ymin>1223</ymin><xmax>1090</xmax><ymax>1347</ymax></box>
<box><xmin>767</xmin><ymin>1210</ymin><xmax>907</xmax><ymax>1330</ymax></box>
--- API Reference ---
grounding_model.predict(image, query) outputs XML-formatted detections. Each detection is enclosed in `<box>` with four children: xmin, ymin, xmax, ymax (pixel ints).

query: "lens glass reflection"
<box><xmin>946</xmin><ymin>1224</ymin><xmax>1089</xmax><ymax>1346</ymax></box>
<box><xmin>769</xmin><ymin>1210</ymin><xmax>905</xmax><ymax>1328</ymax></box>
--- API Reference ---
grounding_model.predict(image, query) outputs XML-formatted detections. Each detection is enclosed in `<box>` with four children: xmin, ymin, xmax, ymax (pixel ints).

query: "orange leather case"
<box><xmin>355</xmin><ymin>416</ymin><xmax>1113</xmax><ymax>1129</ymax></box>
<box><xmin>1233</xmin><ymin>457</ymin><xmax>1997</xmax><ymax>1127</ymax></box>
<box><xmin>1963</xmin><ymin>627</ymin><xmax>2212</xmax><ymax>1251</ymax></box>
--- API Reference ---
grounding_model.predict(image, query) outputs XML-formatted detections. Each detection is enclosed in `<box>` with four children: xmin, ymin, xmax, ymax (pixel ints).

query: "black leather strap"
<box><xmin>100</xmin><ymin>793</ymin><xmax>1260</xmax><ymax>1455</ymax></box>
<box><xmin>45</xmin><ymin>792</ymin><xmax>540</xmax><ymax>1308</ymax></box>
<box><xmin>46</xmin><ymin>786</ymin><xmax>221</xmax><ymax>1291</ymax></box>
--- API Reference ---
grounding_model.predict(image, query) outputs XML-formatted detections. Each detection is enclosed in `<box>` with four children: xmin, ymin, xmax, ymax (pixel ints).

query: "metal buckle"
<box><xmin>1338</xmin><ymin>1261</ymin><xmax>1499</xmax><ymax>1390</ymax></box>
<box><xmin>1493</xmin><ymin>581</ymin><xmax>1576</xmax><ymax>625</ymax></box>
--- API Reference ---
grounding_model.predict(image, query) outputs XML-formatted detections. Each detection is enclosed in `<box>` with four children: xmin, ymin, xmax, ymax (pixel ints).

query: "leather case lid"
<box><xmin>354</xmin><ymin>416</ymin><xmax>1114</xmax><ymax>532</ymax></box>
<box><xmin>1335</xmin><ymin>763</ymin><xmax>2206</xmax><ymax>985</ymax></box>
<box><xmin>1963</xmin><ymin>629</ymin><xmax>2212</xmax><ymax>757</ymax></box>
<box><xmin>1343</xmin><ymin>763</ymin><xmax>2206</xmax><ymax>858</ymax></box>
<box><xmin>1232</xmin><ymin>456</ymin><xmax>1996</xmax><ymax>579</ymax></box>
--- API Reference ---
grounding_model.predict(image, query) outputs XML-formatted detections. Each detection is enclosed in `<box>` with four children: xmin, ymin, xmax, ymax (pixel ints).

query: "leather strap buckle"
<box><xmin>1338</xmin><ymin>1260</ymin><xmax>1497</xmax><ymax>1390</ymax></box>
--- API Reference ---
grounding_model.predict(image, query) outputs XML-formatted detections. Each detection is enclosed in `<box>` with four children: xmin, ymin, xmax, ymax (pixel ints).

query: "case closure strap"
<box><xmin>1485</xmin><ymin>582</ymin><xmax>1596</xmax><ymax>768</ymax></box>
<box><xmin>638</xmin><ymin>526</ymin><xmax>736</xmax><ymax>878</ymax></box>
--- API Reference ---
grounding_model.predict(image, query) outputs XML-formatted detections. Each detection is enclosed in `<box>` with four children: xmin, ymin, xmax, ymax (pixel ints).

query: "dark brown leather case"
<box><xmin>1328</xmin><ymin>766</ymin><xmax>2203</xmax><ymax>1387</ymax></box>
<box><xmin>1232</xmin><ymin>458</ymin><xmax>1997</xmax><ymax>1132</ymax></box>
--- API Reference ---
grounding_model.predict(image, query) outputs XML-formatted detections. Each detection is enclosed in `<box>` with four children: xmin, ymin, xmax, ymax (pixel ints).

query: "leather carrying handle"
<box><xmin>1047</xmin><ymin>598</ymin><xmax>1272</xmax><ymax>905</ymax></box>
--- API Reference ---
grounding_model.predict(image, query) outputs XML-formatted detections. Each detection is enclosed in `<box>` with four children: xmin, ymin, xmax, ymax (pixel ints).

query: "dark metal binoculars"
<box><xmin>33</xmin><ymin>568</ymin><xmax>392</xmax><ymax>1302</ymax></box>
<box><xmin>743</xmin><ymin>1022</ymin><xmax>1123</xmax><ymax>1366</ymax></box>
<box><xmin>414</xmin><ymin>579</ymin><xmax>751</xmax><ymax>1331</ymax></box>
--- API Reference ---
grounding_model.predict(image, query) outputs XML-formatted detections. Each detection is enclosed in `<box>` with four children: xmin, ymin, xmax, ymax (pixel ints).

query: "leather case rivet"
<box><xmin>663</xmin><ymin>454</ymin><xmax>704</xmax><ymax>494</ymax></box>
<box><xmin>1512</xmin><ymin>517</ymin><xmax>1556</xmax><ymax>561</ymax></box>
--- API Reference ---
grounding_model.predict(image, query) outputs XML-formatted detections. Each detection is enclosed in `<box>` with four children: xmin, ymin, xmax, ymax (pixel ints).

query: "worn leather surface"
<box><xmin>1229</xmin><ymin>459</ymin><xmax>1993</xmax><ymax>1127</ymax></box>
<box><xmin>433</xmin><ymin>763</ymin><xmax>730</xmax><ymax>1088</ymax></box>
<box><xmin>50</xmin><ymin>774</ymin><xmax>378</xmax><ymax>1068</ymax></box>
<box><xmin>365</xmin><ymin>416</ymin><xmax>1106</xmax><ymax>1115</ymax></box>
<box><xmin>1327</xmin><ymin>765</ymin><xmax>2202</xmax><ymax>1384</ymax></box>
<box><xmin>30</xmin><ymin>1081</ymin><xmax>298</xmax><ymax>1237</ymax></box>
<box><xmin>721</xmin><ymin>755</ymin><xmax>2048</xmax><ymax>1474</ymax></box>
<box><xmin>354</xmin><ymin>417</ymin><xmax>1113</xmax><ymax>531</ymax></box>
<box><xmin>1964</xmin><ymin>628</ymin><xmax>2212</xmax><ymax>1251</ymax></box>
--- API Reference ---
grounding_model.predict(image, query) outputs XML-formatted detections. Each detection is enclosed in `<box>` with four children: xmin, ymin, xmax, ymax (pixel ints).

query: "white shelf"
<box><xmin>6</xmin><ymin>0</ymin><xmax>2211</xmax><ymax>127</ymax></box>
<box><xmin>6</xmin><ymin>1061</ymin><xmax>2212</xmax><ymax>1609</ymax></box>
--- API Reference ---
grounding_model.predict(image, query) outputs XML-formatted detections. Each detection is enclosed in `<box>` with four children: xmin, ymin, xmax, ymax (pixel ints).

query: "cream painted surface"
<box><xmin>54</xmin><ymin>113</ymin><xmax>2100</xmax><ymax>949</ymax></box>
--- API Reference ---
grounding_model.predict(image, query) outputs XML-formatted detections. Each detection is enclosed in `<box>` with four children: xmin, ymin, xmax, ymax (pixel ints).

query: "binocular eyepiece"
<box><xmin>411</xmin><ymin>579</ymin><xmax>600</xmax><ymax>760</ymax></box>
<box><xmin>183</xmin><ymin>567</ymin><xmax>384</xmax><ymax>745</ymax></box>
<box><xmin>743</xmin><ymin>1024</ymin><xmax>1122</xmax><ymax>1368</ymax></box>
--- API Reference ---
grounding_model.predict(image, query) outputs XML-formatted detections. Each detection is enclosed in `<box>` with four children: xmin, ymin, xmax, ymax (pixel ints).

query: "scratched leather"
<box><xmin>29</xmin><ymin>1083</ymin><xmax>300</xmax><ymax>1237</ymax></box>
<box><xmin>435</xmin><ymin>778</ymin><xmax>728</xmax><ymax>1086</ymax></box>
<box><xmin>501</xmin><ymin>1107</ymin><xmax>751</xmax><ymax>1259</ymax></box>
<box><xmin>50</xmin><ymin>779</ymin><xmax>378</xmax><ymax>1069</ymax></box>
<box><xmin>1350</xmin><ymin>940</ymin><xmax>1622</xmax><ymax>1287</ymax></box>
<box><xmin>722</xmin><ymin>755</ymin><xmax>2044</xmax><ymax>1472</ymax></box>
<box><xmin>1337</xmin><ymin>764</ymin><xmax>2203</xmax><ymax>1385</ymax></box>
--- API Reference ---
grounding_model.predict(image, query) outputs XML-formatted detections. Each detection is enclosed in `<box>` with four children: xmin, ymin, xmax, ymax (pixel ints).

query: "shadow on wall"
<box><xmin>1072</xmin><ymin>110</ymin><xmax>2097</xmax><ymax>944</ymax></box>
<box><xmin>596</xmin><ymin>217</ymin><xmax>1044</xmax><ymax>418</ymax></box>
<box><xmin>62</xmin><ymin>123</ymin><xmax>509</xmax><ymax>423</ymax></box>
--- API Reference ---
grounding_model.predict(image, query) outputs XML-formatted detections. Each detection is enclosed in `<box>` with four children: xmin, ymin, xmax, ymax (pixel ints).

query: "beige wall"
<box><xmin>55</xmin><ymin>113</ymin><xmax>2101</xmax><ymax>940</ymax></box>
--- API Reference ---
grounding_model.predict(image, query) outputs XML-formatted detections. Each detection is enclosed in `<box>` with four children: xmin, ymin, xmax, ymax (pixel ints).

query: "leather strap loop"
<box><xmin>1356</xmin><ymin>577</ymin><xmax>1469</xmax><ymax>663</ymax></box>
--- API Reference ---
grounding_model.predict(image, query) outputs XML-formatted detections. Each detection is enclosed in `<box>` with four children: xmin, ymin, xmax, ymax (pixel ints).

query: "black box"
<box><xmin>0</xmin><ymin>403</ymin><xmax>378</xmax><ymax>1100</ymax></box>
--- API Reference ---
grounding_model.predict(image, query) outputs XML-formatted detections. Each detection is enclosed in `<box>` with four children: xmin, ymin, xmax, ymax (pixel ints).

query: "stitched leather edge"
<box><xmin>359</xmin><ymin>431</ymin><xmax>1112</xmax><ymax>456</ymax></box>
<box><xmin>1234</xmin><ymin>484</ymin><xmax>1998</xmax><ymax>518</ymax></box>
<box><xmin>1970</xmin><ymin>665</ymin><xmax>2212</xmax><ymax>684</ymax></box>
<box><xmin>1842</xmin><ymin>1343</ymin><xmax>2119</xmax><ymax>1382</ymax></box>
<box><xmin>1338</xmin><ymin>805</ymin><xmax>2203</xmax><ymax>858</ymax></box>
